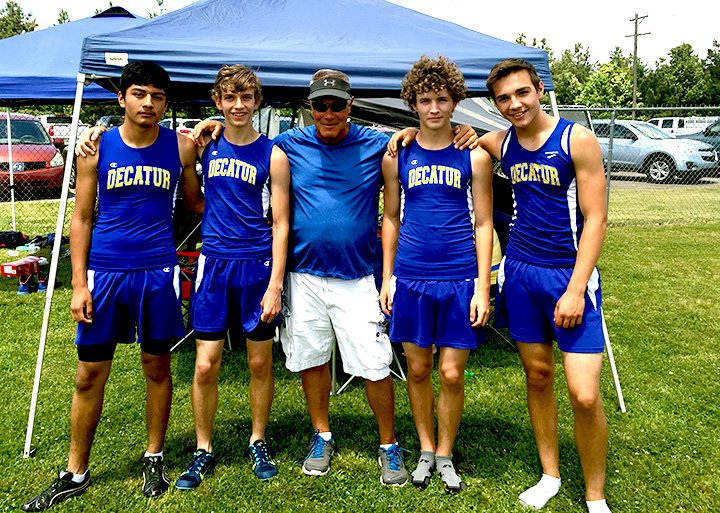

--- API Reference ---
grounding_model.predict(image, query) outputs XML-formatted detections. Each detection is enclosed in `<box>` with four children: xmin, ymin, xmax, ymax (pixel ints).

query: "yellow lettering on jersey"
<box><xmin>407</xmin><ymin>165</ymin><xmax>462</xmax><ymax>189</ymax></box>
<box><xmin>123</xmin><ymin>166</ymin><xmax>134</xmax><ymax>186</ymax></box>
<box><xmin>115</xmin><ymin>167</ymin><xmax>125</xmax><ymax>188</ymax></box>
<box><xmin>549</xmin><ymin>167</ymin><xmax>560</xmax><ymax>186</ymax></box>
<box><xmin>107</xmin><ymin>168</ymin><xmax>116</xmax><ymax>189</ymax></box>
<box><xmin>510</xmin><ymin>161</ymin><xmax>561</xmax><ymax>187</ymax></box>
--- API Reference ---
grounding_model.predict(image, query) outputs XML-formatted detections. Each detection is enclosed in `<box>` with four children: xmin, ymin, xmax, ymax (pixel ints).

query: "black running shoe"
<box><xmin>141</xmin><ymin>455</ymin><xmax>170</xmax><ymax>497</ymax></box>
<box><xmin>21</xmin><ymin>471</ymin><xmax>90</xmax><ymax>511</ymax></box>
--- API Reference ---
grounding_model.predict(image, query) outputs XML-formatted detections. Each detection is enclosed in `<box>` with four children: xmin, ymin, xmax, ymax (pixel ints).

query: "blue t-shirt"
<box><xmin>89</xmin><ymin>127</ymin><xmax>180</xmax><ymax>271</ymax></box>
<box><xmin>500</xmin><ymin>118</ymin><xmax>584</xmax><ymax>267</ymax></box>
<box><xmin>273</xmin><ymin>124</ymin><xmax>388</xmax><ymax>279</ymax></box>
<box><xmin>394</xmin><ymin>141</ymin><xmax>476</xmax><ymax>280</ymax></box>
<box><xmin>200</xmin><ymin>131</ymin><xmax>274</xmax><ymax>259</ymax></box>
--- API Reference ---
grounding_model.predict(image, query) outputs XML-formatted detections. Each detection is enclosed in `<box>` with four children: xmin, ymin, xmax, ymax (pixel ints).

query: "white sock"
<box><xmin>318</xmin><ymin>431</ymin><xmax>333</xmax><ymax>441</ymax></box>
<box><xmin>144</xmin><ymin>450</ymin><xmax>163</xmax><ymax>458</ymax></box>
<box><xmin>519</xmin><ymin>474</ymin><xmax>561</xmax><ymax>509</ymax></box>
<box><xmin>586</xmin><ymin>499</ymin><xmax>611</xmax><ymax>513</ymax></box>
<box><xmin>379</xmin><ymin>443</ymin><xmax>395</xmax><ymax>450</ymax></box>
<box><xmin>61</xmin><ymin>469</ymin><xmax>89</xmax><ymax>484</ymax></box>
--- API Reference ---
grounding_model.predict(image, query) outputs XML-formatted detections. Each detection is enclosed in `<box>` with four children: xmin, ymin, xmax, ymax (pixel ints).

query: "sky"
<box><xmin>14</xmin><ymin>0</ymin><xmax>718</xmax><ymax>66</ymax></box>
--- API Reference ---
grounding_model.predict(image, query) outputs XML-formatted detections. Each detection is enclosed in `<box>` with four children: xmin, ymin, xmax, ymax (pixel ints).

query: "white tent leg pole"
<box><xmin>5</xmin><ymin>109</ymin><xmax>16</xmax><ymax>231</ymax></box>
<box><xmin>601</xmin><ymin>308</ymin><xmax>626</xmax><ymax>413</ymax></box>
<box><xmin>548</xmin><ymin>90</ymin><xmax>560</xmax><ymax>118</ymax></box>
<box><xmin>23</xmin><ymin>75</ymin><xmax>86</xmax><ymax>458</ymax></box>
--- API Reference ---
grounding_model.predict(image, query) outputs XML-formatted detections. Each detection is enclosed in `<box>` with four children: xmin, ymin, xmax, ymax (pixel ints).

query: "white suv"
<box><xmin>38</xmin><ymin>114</ymin><xmax>88</xmax><ymax>148</ymax></box>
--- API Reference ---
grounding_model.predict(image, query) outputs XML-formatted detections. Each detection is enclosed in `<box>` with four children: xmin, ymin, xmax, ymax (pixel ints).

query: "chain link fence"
<box><xmin>2</xmin><ymin>105</ymin><xmax>720</xmax><ymax>257</ymax></box>
<box><xmin>582</xmin><ymin>106</ymin><xmax>720</xmax><ymax>226</ymax></box>
<box><xmin>1</xmin><ymin>110</ymin><xmax>73</xmax><ymax>245</ymax></box>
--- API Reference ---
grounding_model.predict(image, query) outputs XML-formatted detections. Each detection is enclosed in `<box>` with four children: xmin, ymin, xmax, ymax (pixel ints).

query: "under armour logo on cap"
<box><xmin>309</xmin><ymin>76</ymin><xmax>352</xmax><ymax>100</ymax></box>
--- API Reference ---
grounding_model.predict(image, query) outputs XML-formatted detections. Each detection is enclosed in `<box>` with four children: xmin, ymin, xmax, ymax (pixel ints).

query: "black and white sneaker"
<box><xmin>21</xmin><ymin>470</ymin><xmax>90</xmax><ymax>511</ymax></box>
<box><xmin>141</xmin><ymin>455</ymin><xmax>170</xmax><ymax>497</ymax></box>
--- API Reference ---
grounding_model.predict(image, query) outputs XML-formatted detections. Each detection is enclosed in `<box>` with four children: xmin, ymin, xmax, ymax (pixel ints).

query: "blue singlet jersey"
<box><xmin>89</xmin><ymin>126</ymin><xmax>181</xmax><ymax>271</ymax></box>
<box><xmin>200</xmin><ymin>131</ymin><xmax>274</xmax><ymax>259</ymax></box>
<box><xmin>273</xmin><ymin>124</ymin><xmax>388</xmax><ymax>279</ymax></box>
<box><xmin>394</xmin><ymin>141</ymin><xmax>476</xmax><ymax>280</ymax></box>
<box><xmin>500</xmin><ymin>119</ymin><xmax>584</xmax><ymax>267</ymax></box>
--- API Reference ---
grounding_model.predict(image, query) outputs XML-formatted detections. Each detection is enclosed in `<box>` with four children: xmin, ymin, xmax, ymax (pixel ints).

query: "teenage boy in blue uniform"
<box><xmin>21</xmin><ymin>61</ymin><xmax>200</xmax><ymax>512</ymax></box>
<box><xmin>174</xmin><ymin>65</ymin><xmax>290</xmax><ymax>488</ymax></box>
<box><xmin>380</xmin><ymin>55</ymin><xmax>493</xmax><ymax>492</ymax></box>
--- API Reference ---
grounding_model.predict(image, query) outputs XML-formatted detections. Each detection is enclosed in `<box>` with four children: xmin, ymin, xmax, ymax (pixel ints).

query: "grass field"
<box><xmin>1</xmin><ymin>204</ymin><xmax>719</xmax><ymax>511</ymax></box>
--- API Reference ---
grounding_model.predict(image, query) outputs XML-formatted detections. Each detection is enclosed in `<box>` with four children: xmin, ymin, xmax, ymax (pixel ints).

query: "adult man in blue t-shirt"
<box><xmin>273</xmin><ymin>70</ymin><xmax>407</xmax><ymax>485</ymax></box>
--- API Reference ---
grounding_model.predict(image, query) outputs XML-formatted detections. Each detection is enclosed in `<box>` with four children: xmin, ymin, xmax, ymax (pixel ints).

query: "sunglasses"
<box><xmin>310</xmin><ymin>99</ymin><xmax>349</xmax><ymax>112</ymax></box>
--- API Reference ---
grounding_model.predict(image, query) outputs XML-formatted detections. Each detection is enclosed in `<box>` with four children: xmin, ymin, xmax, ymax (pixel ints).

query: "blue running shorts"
<box><xmin>388</xmin><ymin>277</ymin><xmax>485</xmax><ymax>350</ymax></box>
<box><xmin>495</xmin><ymin>257</ymin><xmax>605</xmax><ymax>353</ymax></box>
<box><xmin>190</xmin><ymin>255</ymin><xmax>275</xmax><ymax>336</ymax></box>
<box><xmin>76</xmin><ymin>267</ymin><xmax>184</xmax><ymax>346</ymax></box>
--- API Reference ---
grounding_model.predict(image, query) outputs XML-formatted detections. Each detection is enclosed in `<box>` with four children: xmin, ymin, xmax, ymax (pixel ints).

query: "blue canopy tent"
<box><xmin>28</xmin><ymin>0</ymin><xmax>626</xmax><ymax>461</ymax></box>
<box><xmin>0</xmin><ymin>7</ymin><xmax>145</xmax><ymax>105</ymax></box>
<box><xmin>77</xmin><ymin>0</ymin><xmax>554</xmax><ymax>102</ymax></box>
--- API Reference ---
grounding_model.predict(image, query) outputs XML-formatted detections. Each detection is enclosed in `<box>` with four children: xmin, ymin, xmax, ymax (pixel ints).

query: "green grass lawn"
<box><xmin>1</xmin><ymin>211</ymin><xmax>719</xmax><ymax>511</ymax></box>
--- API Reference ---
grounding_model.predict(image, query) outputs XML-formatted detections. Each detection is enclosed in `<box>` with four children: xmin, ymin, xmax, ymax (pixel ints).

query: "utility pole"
<box><xmin>626</xmin><ymin>13</ymin><xmax>650</xmax><ymax>119</ymax></box>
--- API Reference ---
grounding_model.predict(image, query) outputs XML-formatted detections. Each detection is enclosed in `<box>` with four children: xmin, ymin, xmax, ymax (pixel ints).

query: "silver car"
<box><xmin>594</xmin><ymin>119</ymin><xmax>718</xmax><ymax>183</ymax></box>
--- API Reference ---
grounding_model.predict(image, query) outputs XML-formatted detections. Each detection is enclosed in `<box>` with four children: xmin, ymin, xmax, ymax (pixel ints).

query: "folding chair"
<box><xmin>171</xmin><ymin>250</ymin><xmax>199</xmax><ymax>352</ymax></box>
<box><xmin>171</xmin><ymin>250</ymin><xmax>236</xmax><ymax>353</ymax></box>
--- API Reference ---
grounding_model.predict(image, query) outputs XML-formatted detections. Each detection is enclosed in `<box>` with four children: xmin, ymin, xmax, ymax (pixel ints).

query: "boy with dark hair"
<box><xmin>21</xmin><ymin>61</ymin><xmax>200</xmax><ymax>511</ymax></box>
<box><xmin>380</xmin><ymin>55</ymin><xmax>493</xmax><ymax>492</ymax></box>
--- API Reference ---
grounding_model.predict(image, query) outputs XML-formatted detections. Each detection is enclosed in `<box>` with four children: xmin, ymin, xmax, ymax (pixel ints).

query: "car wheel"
<box><xmin>644</xmin><ymin>155</ymin><xmax>675</xmax><ymax>184</ymax></box>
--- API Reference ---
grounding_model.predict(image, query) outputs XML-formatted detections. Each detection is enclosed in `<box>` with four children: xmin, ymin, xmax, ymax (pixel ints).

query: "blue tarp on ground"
<box><xmin>0</xmin><ymin>7</ymin><xmax>145</xmax><ymax>104</ymax></box>
<box><xmin>79</xmin><ymin>0</ymin><xmax>553</xmax><ymax>102</ymax></box>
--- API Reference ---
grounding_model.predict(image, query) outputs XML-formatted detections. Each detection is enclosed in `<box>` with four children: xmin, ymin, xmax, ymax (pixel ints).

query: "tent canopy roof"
<box><xmin>80</xmin><ymin>0</ymin><xmax>553</xmax><ymax>103</ymax></box>
<box><xmin>0</xmin><ymin>7</ymin><xmax>145</xmax><ymax>105</ymax></box>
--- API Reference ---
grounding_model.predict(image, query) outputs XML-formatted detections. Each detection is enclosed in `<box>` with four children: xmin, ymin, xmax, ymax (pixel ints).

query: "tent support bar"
<box><xmin>548</xmin><ymin>90</ymin><xmax>560</xmax><ymax>117</ymax></box>
<box><xmin>5</xmin><ymin>108</ymin><xmax>16</xmax><ymax>231</ymax></box>
<box><xmin>23</xmin><ymin>73</ymin><xmax>87</xmax><ymax>459</ymax></box>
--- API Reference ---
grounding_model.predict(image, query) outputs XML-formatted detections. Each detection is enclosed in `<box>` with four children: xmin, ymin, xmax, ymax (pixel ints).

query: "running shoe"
<box><xmin>141</xmin><ymin>455</ymin><xmax>169</xmax><ymax>497</ymax></box>
<box><xmin>302</xmin><ymin>431</ymin><xmax>335</xmax><ymax>476</ymax></box>
<box><xmin>378</xmin><ymin>443</ymin><xmax>409</xmax><ymax>486</ymax></box>
<box><xmin>21</xmin><ymin>470</ymin><xmax>90</xmax><ymax>511</ymax></box>
<box><xmin>175</xmin><ymin>449</ymin><xmax>215</xmax><ymax>490</ymax></box>
<box><xmin>248</xmin><ymin>440</ymin><xmax>279</xmax><ymax>480</ymax></box>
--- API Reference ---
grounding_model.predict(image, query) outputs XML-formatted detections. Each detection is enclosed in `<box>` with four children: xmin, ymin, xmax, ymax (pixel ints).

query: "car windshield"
<box><xmin>0</xmin><ymin>120</ymin><xmax>52</xmax><ymax>144</ymax></box>
<box><xmin>632</xmin><ymin>122</ymin><xmax>674</xmax><ymax>140</ymax></box>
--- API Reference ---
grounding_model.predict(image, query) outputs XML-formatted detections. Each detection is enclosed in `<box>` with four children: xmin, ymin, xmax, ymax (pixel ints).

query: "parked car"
<box><xmin>647</xmin><ymin>116</ymin><xmax>718</xmax><ymax>136</ymax></box>
<box><xmin>95</xmin><ymin>115</ymin><xmax>124</xmax><ymax>128</ymax></box>
<box><xmin>38</xmin><ymin>114</ymin><xmax>89</xmax><ymax>149</ymax></box>
<box><xmin>679</xmin><ymin>118</ymin><xmax>720</xmax><ymax>154</ymax></box>
<box><xmin>1</xmin><ymin>114</ymin><xmax>65</xmax><ymax>198</ymax></box>
<box><xmin>159</xmin><ymin>118</ymin><xmax>201</xmax><ymax>137</ymax></box>
<box><xmin>593</xmin><ymin>119</ymin><xmax>718</xmax><ymax>184</ymax></box>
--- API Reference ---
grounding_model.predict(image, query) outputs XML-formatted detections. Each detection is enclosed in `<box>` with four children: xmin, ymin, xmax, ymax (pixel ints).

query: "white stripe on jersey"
<box><xmin>566</xmin><ymin>177</ymin><xmax>579</xmax><ymax>250</ymax></box>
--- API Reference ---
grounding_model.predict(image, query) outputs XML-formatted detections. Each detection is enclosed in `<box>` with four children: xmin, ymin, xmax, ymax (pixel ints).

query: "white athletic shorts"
<box><xmin>280</xmin><ymin>272</ymin><xmax>391</xmax><ymax>380</ymax></box>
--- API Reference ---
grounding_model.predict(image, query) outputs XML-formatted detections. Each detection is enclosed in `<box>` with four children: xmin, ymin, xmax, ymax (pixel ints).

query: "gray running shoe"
<box><xmin>411</xmin><ymin>450</ymin><xmax>435</xmax><ymax>489</ymax></box>
<box><xmin>436</xmin><ymin>456</ymin><xmax>467</xmax><ymax>493</ymax></box>
<box><xmin>378</xmin><ymin>443</ymin><xmax>409</xmax><ymax>486</ymax></box>
<box><xmin>302</xmin><ymin>431</ymin><xmax>336</xmax><ymax>476</ymax></box>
